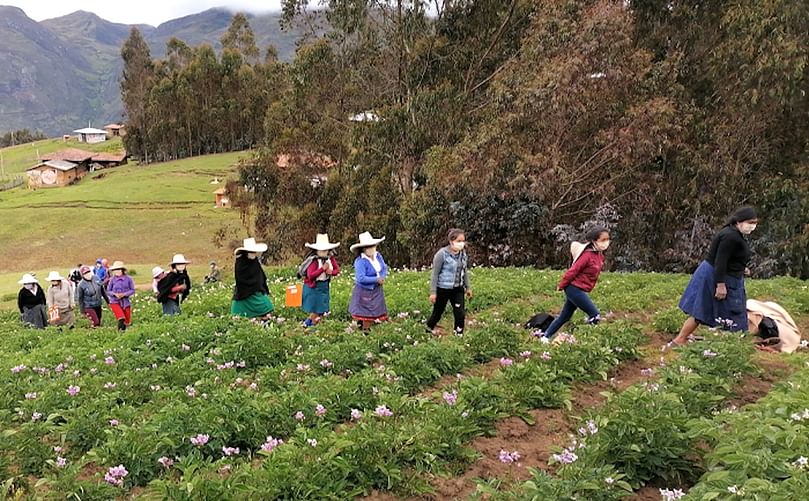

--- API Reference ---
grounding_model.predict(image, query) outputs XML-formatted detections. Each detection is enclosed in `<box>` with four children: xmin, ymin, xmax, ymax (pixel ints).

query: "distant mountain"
<box><xmin>0</xmin><ymin>6</ymin><xmax>307</xmax><ymax>136</ymax></box>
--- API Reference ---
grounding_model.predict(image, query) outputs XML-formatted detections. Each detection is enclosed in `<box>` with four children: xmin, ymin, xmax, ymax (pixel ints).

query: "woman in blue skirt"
<box><xmin>301</xmin><ymin>234</ymin><xmax>341</xmax><ymax>328</ymax></box>
<box><xmin>672</xmin><ymin>207</ymin><xmax>759</xmax><ymax>346</ymax></box>
<box><xmin>348</xmin><ymin>231</ymin><xmax>389</xmax><ymax>330</ymax></box>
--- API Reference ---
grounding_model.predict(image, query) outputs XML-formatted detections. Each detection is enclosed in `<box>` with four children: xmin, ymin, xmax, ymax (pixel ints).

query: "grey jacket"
<box><xmin>430</xmin><ymin>247</ymin><xmax>470</xmax><ymax>294</ymax></box>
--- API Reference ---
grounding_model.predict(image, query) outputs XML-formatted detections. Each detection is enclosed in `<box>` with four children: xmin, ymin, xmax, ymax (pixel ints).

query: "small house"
<box><xmin>103</xmin><ymin>124</ymin><xmax>126</xmax><ymax>137</ymax></box>
<box><xmin>42</xmin><ymin>148</ymin><xmax>94</xmax><ymax>164</ymax></box>
<box><xmin>214</xmin><ymin>187</ymin><xmax>230</xmax><ymax>208</ymax></box>
<box><xmin>73</xmin><ymin>127</ymin><xmax>108</xmax><ymax>144</ymax></box>
<box><xmin>91</xmin><ymin>151</ymin><xmax>128</xmax><ymax>170</ymax></box>
<box><xmin>26</xmin><ymin>160</ymin><xmax>87</xmax><ymax>188</ymax></box>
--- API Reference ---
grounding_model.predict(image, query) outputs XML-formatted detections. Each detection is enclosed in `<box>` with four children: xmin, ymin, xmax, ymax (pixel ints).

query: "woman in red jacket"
<box><xmin>540</xmin><ymin>227</ymin><xmax>610</xmax><ymax>341</ymax></box>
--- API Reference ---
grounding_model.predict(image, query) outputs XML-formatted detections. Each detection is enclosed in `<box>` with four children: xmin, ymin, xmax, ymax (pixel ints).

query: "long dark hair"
<box><xmin>725</xmin><ymin>206</ymin><xmax>758</xmax><ymax>226</ymax></box>
<box><xmin>583</xmin><ymin>227</ymin><xmax>609</xmax><ymax>250</ymax></box>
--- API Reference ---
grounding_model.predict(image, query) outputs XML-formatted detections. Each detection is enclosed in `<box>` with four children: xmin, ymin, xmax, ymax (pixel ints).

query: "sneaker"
<box><xmin>539</xmin><ymin>336</ymin><xmax>550</xmax><ymax>344</ymax></box>
<box><xmin>303</xmin><ymin>319</ymin><xmax>314</xmax><ymax>328</ymax></box>
<box><xmin>117</xmin><ymin>319</ymin><xmax>126</xmax><ymax>331</ymax></box>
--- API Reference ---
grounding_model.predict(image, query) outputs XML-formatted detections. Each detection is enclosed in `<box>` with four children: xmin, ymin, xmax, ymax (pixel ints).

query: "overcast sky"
<box><xmin>4</xmin><ymin>1</ymin><xmax>285</xmax><ymax>26</ymax></box>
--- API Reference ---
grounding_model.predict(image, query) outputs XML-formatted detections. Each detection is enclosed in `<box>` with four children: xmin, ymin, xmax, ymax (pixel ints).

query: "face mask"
<box><xmin>24</xmin><ymin>284</ymin><xmax>35</xmax><ymax>291</ymax></box>
<box><xmin>175</xmin><ymin>264</ymin><xmax>187</xmax><ymax>272</ymax></box>
<box><xmin>364</xmin><ymin>247</ymin><xmax>377</xmax><ymax>257</ymax></box>
<box><xmin>247</xmin><ymin>252</ymin><xmax>258</xmax><ymax>260</ymax></box>
<box><xmin>316</xmin><ymin>250</ymin><xmax>329</xmax><ymax>258</ymax></box>
<box><xmin>595</xmin><ymin>240</ymin><xmax>611</xmax><ymax>251</ymax></box>
<box><xmin>113</xmin><ymin>270</ymin><xmax>123</xmax><ymax>277</ymax></box>
<box><xmin>452</xmin><ymin>241</ymin><xmax>466</xmax><ymax>251</ymax></box>
<box><xmin>82</xmin><ymin>273</ymin><xmax>93</xmax><ymax>280</ymax></box>
<box><xmin>738</xmin><ymin>223</ymin><xmax>757</xmax><ymax>235</ymax></box>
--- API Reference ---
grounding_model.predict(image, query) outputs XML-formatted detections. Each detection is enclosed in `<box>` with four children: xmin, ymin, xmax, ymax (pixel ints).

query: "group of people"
<box><xmin>14</xmin><ymin>207</ymin><xmax>801</xmax><ymax>352</ymax></box>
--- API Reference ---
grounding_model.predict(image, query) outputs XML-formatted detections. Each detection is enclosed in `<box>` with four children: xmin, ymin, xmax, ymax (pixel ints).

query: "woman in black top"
<box><xmin>17</xmin><ymin>274</ymin><xmax>48</xmax><ymax>329</ymax></box>
<box><xmin>672</xmin><ymin>206</ymin><xmax>759</xmax><ymax>345</ymax></box>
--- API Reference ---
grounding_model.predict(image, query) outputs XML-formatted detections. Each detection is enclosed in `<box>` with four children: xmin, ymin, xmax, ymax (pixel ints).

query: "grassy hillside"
<box><xmin>0</xmin><ymin>150</ymin><xmax>247</xmax><ymax>306</ymax></box>
<box><xmin>0</xmin><ymin>137</ymin><xmax>124</xmax><ymax>176</ymax></box>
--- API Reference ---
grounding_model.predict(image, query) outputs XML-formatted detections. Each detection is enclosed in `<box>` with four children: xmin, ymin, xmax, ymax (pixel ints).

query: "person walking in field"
<box><xmin>300</xmin><ymin>234</ymin><xmax>341</xmax><ymax>328</ymax></box>
<box><xmin>77</xmin><ymin>265</ymin><xmax>108</xmax><ymax>327</ymax></box>
<box><xmin>671</xmin><ymin>206</ymin><xmax>759</xmax><ymax>347</ymax></box>
<box><xmin>426</xmin><ymin>228</ymin><xmax>472</xmax><ymax>335</ymax></box>
<box><xmin>17</xmin><ymin>273</ymin><xmax>47</xmax><ymax>329</ymax></box>
<box><xmin>106</xmin><ymin>261</ymin><xmax>135</xmax><ymax>331</ymax></box>
<box><xmin>231</xmin><ymin>238</ymin><xmax>274</xmax><ymax>319</ymax></box>
<box><xmin>156</xmin><ymin>254</ymin><xmax>192</xmax><ymax>315</ymax></box>
<box><xmin>540</xmin><ymin>227</ymin><xmax>612</xmax><ymax>341</ymax></box>
<box><xmin>45</xmin><ymin>271</ymin><xmax>75</xmax><ymax>328</ymax></box>
<box><xmin>348</xmin><ymin>232</ymin><xmax>389</xmax><ymax>330</ymax></box>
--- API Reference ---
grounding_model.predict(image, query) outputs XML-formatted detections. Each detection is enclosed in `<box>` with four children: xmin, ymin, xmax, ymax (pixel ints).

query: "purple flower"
<box><xmin>185</xmin><ymin>385</ymin><xmax>197</xmax><ymax>398</ymax></box>
<box><xmin>443</xmin><ymin>390</ymin><xmax>458</xmax><ymax>406</ymax></box>
<box><xmin>190</xmin><ymin>434</ymin><xmax>209</xmax><ymax>447</ymax></box>
<box><xmin>222</xmin><ymin>446</ymin><xmax>240</xmax><ymax>457</ymax></box>
<box><xmin>520</xmin><ymin>351</ymin><xmax>532</xmax><ymax>359</ymax></box>
<box><xmin>105</xmin><ymin>465</ymin><xmax>128</xmax><ymax>487</ymax></box>
<box><xmin>315</xmin><ymin>404</ymin><xmax>327</xmax><ymax>416</ymax></box>
<box><xmin>605</xmin><ymin>477</ymin><xmax>615</xmax><ymax>485</ymax></box>
<box><xmin>31</xmin><ymin>412</ymin><xmax>43</xmax><ymax>421</ymax></box>
<box><xmin>10</xmin><ymin>364</ymin><xmax>27</xmax><ymax>374</ymax></box>
<box><xmin>498</xmin><ymin>449</ymin><xmax>521</xmax><ymax>464</ymax></box>
<box><xmin>374</xmin><ymin>405</ymin><xmax>393</xmax><ymax>417</ymax></box>
<box><xmin>552</xmin><ymin>448</ymin><xmax>578</xmax><ymax>465</ymax></box>
<box><xmin>294</xmin><ymin>411</ymin><xmax>306</xmax><ymax>421</ymax></box>
<box><xmin>703</xmin><ymin>350</ymin><xmax>718</xmax><ymax>358</ymax></box>
<box><xmin>104</xmin><ymin>356</ymin><xmax>116</xmax><ymax>365</ymax></box>
<box><xmin>541</xmin><ymin>351</ymin><xmax>552</xmax><ymax>360</ymax></box>
<box><xmin>641</xmin><ymin>368</ymin><xmax>654</xmax><ymax>377</ymax></box>
<box><xmin>249</xmin><ymin>382</ymin><xmax>258</xmax><ymax>391</ymax></box>
<box><xmin>350</xmin><ymin>409</ymin><xmax>363</xmax><ymax>421</ymax></box>
<box><xmin>109</xmin><ymin>419</ymin><xmax>119</xmax><ymax>427</ymax></box>
<box><xmin>158</xmin><ymin>456</ymin><xmax>174</xmax><ymax>468</ymax></box>
<box><xmin>586</xmin><ymin>420</ymin><xmax>598</xmax><ymax>434</ymax></box>
<box><xmin>659</xmin><ymin>488</ymin><xmax>686</xmax><ymax>501</ymax></box>
<box><xmin>499</xmin><ymin>357</ymin><xmax>513</xmax><ymax>367</ymax></box>
<box><xmin>296</xmin><ymin>364</ymin><xmax>310</xmax><ymax>372</ymax></box>
<box><xmin>55</xmin><ymin>456</ymin><xmax>67</xmax><ymax>468</ymax></box>
<box><xmin>54</xmin><ymin>363</ymin><xmax>66</xmax><ymax>373</ymax></box>
<box><xmin>53</xmin><ymin>446</ymin><xmax>62</xmax><ymax>453</ymax></box>
<box><xmin>66</xmin><ymin>385</ymin><xmax>80</xmax><ymax>396</ymax></box>
<box><xmin>25</xmin><ymin>392</ymin><xmax>37</xmax><ymax>400</ymax></box>
<box><xmin>261</xmin><ymin>436</ymin><xmax>284</xmax><ymax>453</ymax></box>
<box><xmin>104</xmin><ymin>382</ymin><xmax>117</xmax><ymax>390</ymax></box>
<box><xmin>320</xmin><ymin>359</ymin><xmax>333</xmax><ymax>369</ymax></box>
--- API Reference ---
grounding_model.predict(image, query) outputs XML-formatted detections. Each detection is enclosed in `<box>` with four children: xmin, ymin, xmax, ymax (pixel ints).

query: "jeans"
<box><xmin>426</xmin><ymin>287</ymin><xmax>466</xmax><ymax>333</ymax></box>
<box><xmin>543</xmin><ymin>285</ymin><xmax>600</xmax><ymax>338</ymax></box>
<box><xmin>162</xmin><ymin>299</ymin><xmax>181</xmax><ymax>316</ymax></box>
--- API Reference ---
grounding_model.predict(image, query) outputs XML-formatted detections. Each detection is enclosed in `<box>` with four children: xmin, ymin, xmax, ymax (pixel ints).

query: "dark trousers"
<box><xmin>427</xmin><ymin>287</ymin><xmax>466</xmax><ymax>333</ymax></box>
<box><xmin>544</xmin><ymin>285</ymin><xmax>601</xmax><ymax>338</ymax></box>
<box><xmin>83</xmin><ymin>306</ymin><xmax>103</xmax><ymax>327</ymax></box>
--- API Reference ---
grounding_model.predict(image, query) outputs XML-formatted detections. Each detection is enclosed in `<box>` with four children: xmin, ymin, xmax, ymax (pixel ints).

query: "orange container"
<box><xmin>285</xmin><ymin>284</ymin><xmax>303</xmax><ymax>308</ymax></box>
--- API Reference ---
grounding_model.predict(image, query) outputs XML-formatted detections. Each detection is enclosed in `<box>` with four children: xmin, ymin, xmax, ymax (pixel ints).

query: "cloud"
<box><xmin>4</xmin><ymin>0</ymin><xmax>285</xmax><ymax>26</ymax></box>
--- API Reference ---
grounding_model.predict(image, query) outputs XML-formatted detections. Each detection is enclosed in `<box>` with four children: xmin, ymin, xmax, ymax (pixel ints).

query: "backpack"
<box><xmin>296</xmin><ymin>255</ymin><xmax>316</xmax><ymax>279</ymax></box>
<box><xmin>525</xmin><ymin>313</ymin><xmax>555</xmax><ymax>331</ymax></box>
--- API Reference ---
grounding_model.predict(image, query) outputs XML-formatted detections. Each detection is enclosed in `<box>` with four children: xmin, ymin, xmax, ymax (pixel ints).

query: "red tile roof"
<box><xmin>41</xmin><ymin>148</ymin><xmax>94</xmax><ymax>162</ymax></box>
<box><xmin>91</xmin><ymin>152</ymin><xmax>127</xmax><ymax>162</ymax></box>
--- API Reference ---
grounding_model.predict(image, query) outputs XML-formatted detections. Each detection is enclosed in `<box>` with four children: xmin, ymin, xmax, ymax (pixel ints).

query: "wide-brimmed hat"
<box><xmin>109</xmin><ymin>261</ymin><xmax>127</xmax><ymax>271</ymax></box>
<box><xmin>350</xmin><ymin>231</ymin><xmax>385</xmax><ymax>252</ymax></box>
<box><xmin>570</xmin><ymin>241</ymin><xmax>588</xmax><ymax>264</ymax></box>
<box><xmin>171</xmin><ymin>254</ymin><xmax>191</xmax><ymax>265</ymax></box>
<box><xmin>46</xmin><ymin>271</ymin><xmax>65</xmax><ymax>282</ymax></box>
<box><xmin>80</xmin><ymin>265</ymin><xmax>92</xmax><ymax>275</ymax></box>
<box><xmin>234</xmin><ymin>237</ymin><xmax>268</xmax><ymax>255</ymax></box>
<box><xmin>18</xmin><ymin>273</ymin><xmax>39</xmax><ymax>285</ymax></box>
<box><xmin>152</xmin><ymin>266</ymin><xmax>165</xmax><ymax>278</ymax></box>
<box><xmin>306</xmin><ymin>233</ymin><xmax>340</xmax><ymax>251</ymax></box>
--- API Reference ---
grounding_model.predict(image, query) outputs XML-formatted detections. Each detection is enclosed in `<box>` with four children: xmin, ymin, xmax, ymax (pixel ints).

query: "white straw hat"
<box><xmin>46</xmin><ymin>271</ymin><xmax>65</xmax><ymax>282</ymax></box>
<box><xmin>234</xmin><ymin>237</ymin><xmax>268</xmax><ymax>255</ymax></box>
<box><xmin>171</xmin><ymin>254</ymin><xmax>191</xmax><ymax>265</ymax></box>
<box><xmin>350</xmin><ymin>231</ymin><xmax>385</xmax><ymax>252</ymax></box>
<box><xmin>109</xmin><ymin>261</ymin><xmax>127</xmax><ymax>271</ymax></box>
<box><xmin>152</xmin><ymin>266</ymin><xmax>165</xmax><ymax>278</ymax></box>
<box><xmin>18</xmin><ymin>273</ymin><xmax>39</xmax><ymax>285</ymax></box>
<box><xmin>305</xmin><ymin>233</ymin><xmax>340</xmax><ymax>251</ymax></box>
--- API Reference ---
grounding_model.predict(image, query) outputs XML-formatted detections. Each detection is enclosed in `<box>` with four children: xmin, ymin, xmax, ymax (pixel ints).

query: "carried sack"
<box><xmin>48</xmin><ymin>306</ymin><xmax>61</xmax><ymax>323</ymax></box>
<box><xmin>525</xmin><ymin>312</ymin><xmax>554</xmax><ymax>331</ymax></box>
<box><xmin>296</xmin><ymin>255</ymin><xmax>316</xmax><ymax>279</ymax></box>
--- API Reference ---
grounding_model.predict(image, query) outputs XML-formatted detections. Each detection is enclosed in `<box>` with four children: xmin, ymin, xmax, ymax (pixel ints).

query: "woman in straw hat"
<box><xmin>106</xmin><ymin>261</ymin><xmax>136</xmax><ymax>331</ymax></box>
<box><xmin>301</xmin><ymin>234</ymin><xmax>341</xmax><ymax>328</ymax></box>
<box><xmin>348</xmin><ymin>231</ymin><xmax>389</xmax><ymax>330</ymax></box>
<box><xmin>231</xmin><ymin>238</ymin><xmax>274</xmax><ymax>319</ymax></box>
<box><xmin>156</xmin><ymin>254</ymin><xmax>192</xmax><ymax>315</ymax></box>
<box><xmin>671</xmin><ymin>206</ymin><xmax>759</xmax><ymax>347</ymax></box>
<box><xmin>77</xmin><ymin>265</ymin><xmax>108</xmax><ymax>327</ymax></box>
<box><xmin>45</xmin><ymin>271</ymin><xmax>75</xmax><ymax>328</ymax></box>
<box><xmin>540</xmin><ymin>227</ymin><xmax>611</xmax><ymax>341</ymax></box>
<box><xmin>17</xmin><ymin>273</ymin><xmax>47</xmax><ymax>329</ymax></box>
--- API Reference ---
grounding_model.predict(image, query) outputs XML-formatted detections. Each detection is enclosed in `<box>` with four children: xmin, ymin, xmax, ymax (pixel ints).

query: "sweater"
<box><xmin>706</xmin><ymin>226</ymin><xmax>751</xmax><ymax>283</ymax></box>
<box><xmin>18</xmin><ymin>286</ymin><xmax>46</xmax><ymax>313</ymax></box>
<box><xmin>156</xmin><ymin>270</ymin><xmax>192</xmax><ymax>303</ymax></box>
<box><xmin>558</xmin><ymin>249</ymin><xmax>605</xmax><ymax>293</ymax></box>
<box><xmin>304</xmin><ymin>257</ymin><xmax>340</xmax><ymax>288</ymax></box>
<box><xmin>77</xmin><ymin>278</ymin><xmax>108</xmax><ymax>309</ymax></box>
<box><xmin>430</xmin><ymin>247</ymin><xmax>470</xmax><ymax>294</ymax></box>
<box><xmin>46</xmin><ymin>280</ymin><xmax>75</xmax><ymax>310</ymax></box>
<box><xmin>353</xmin><ymin>253</ymin><xmax>388</xmax><ymax>291</ymax></box>
<box><xmin>106</xmin><ymin>275</ymin><xmax>136</xmax><ymax>308</ymax></box>
<box><xmin>233</xmin><ymin>254</ymin><xmax>270</xmax><ymax>300</ymax></box>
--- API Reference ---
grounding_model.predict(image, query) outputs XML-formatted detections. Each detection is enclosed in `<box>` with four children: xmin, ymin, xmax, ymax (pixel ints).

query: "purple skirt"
<box><xmin>349</xmin><ymin>285</ymin><xmax>388</xmax><ymax>321</ymax></box>
<box><xmin>679</xmin><ymin>261</ymin><xmax>748</xmax><ymax>331</ymax></box>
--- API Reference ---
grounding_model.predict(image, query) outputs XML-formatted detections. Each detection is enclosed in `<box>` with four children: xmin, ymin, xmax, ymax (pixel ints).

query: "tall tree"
<box><xmin>121</xmin><ymin>27</ymin><xmax>155</xmax><ymax>161</ymax></box>
<box><xmin>221</xmin><ymin>13</ymin><xmax>260</xmax><ymax>63</ymax></box>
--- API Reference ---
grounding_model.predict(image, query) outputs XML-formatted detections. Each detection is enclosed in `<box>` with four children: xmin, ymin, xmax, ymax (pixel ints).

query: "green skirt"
<box><xmin>231</xmin><ymin>292</ymin><xmax>274</xmax><ymax>318</ymax></box>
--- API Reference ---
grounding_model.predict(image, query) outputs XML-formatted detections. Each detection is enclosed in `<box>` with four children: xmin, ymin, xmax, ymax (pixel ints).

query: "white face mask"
<box><xmin>316</xmin><ymin>250</ymin><xmax>329</xmax><ymax>258</ymax></box>
<box><xmin>452</xmin><ymin>241</ymin><xmax>465</xmax><ymax>251</ymax></box>
<box><xmin>595</xmin><ymin>240</ymin><xmax>611</xmax><ymax>251</ymax></box>
<box><xmin>738</xmin><ymin>222</ymin><xmax>757</xmax><ymax>235</ymax></box>
<box><xmin>247</xmin><ymin>252</ymin><xmax>258</xmax><ymax>260</ymax></box>
<box><xmin>24</xmin><ymin>284</ymin><xmax>35</xmax><ymax>291</ymax></box>
<box><xmin>113</xmin><ymin>270</ymin><xmax>123</xmax><ymax>277</ymax></box>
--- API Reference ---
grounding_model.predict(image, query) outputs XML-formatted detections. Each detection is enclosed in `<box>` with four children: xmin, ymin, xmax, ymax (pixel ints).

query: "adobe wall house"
<box><xmin>26</xmin><ymin>160</ymin><xmax>87</xmax><ymax>188</ymax></box>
